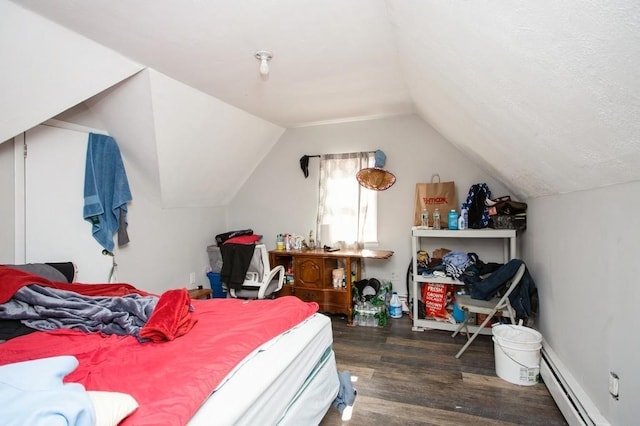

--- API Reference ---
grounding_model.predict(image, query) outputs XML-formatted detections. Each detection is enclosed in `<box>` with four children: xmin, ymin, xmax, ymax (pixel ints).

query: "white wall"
<box><xmin>1</xmin><ymin>61</ymin><xmax>283</xmax><ymax>296</ymax></box>
<box><xmin>2</xmin><ymin>119</ymin><xmax>224</xmax><ymax>293</ymax></box>
<box><xmin>148</xmin><ymin>71</ymin><xmax>285</xmax><ymax>208</ymax></box>
<box><xmin>85</xmin><ymin>73</ymin><xmax>229</xmax><ymax>290</ymax></box>
<box><xmin>77</xmin><ymin>69</ymin><xmax>283</xmax><ymax>291</ymax></box>
<box><xmin>524</xmin><ymin>182</ymin><xmax>639</xmax><ymax>425</ymax></box>
<box><xmin>111</xmin><ymin>175</ymin><xmax>226</xmax><ymax>294</ymax></box>
<box><xmin>0</xmin><ymin>139</ymin><xmax>15</xmax><ymax>262</ymax></box>
<box><xmin>0</xmin><ymin>1</ymin><xmax>142</xmax><ymax>143</ymax></box>
<box><xmin>228</xmin><ymin>114</ymin><xmax>512</xmax><ymax>295</ymax></box>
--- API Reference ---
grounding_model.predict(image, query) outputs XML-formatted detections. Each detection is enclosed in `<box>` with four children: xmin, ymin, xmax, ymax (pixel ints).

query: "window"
<box><xmin>316</xmin><ymin>152</ymin><xmax>377</xmax><ymax>248</ymax></box>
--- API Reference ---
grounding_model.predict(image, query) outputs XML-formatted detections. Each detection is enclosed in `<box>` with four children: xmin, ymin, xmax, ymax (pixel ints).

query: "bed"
<box><xmin>0</xmin><ymin>264</ymin><xmax>340</xmax><ymax>425</ymax></box>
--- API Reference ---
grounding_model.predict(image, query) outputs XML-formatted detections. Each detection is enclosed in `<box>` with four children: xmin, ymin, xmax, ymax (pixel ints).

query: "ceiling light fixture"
<box><xmin>254</xmin><ymin>50</ymin><xmax>273</xmax><ymax>76</ymax></box>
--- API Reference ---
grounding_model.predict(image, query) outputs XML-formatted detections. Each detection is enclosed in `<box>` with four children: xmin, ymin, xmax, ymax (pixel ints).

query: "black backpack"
<box><xmin>462</xmin><ymin>184</ymin><xmax>491</xmax><ymax>229</ymax></box>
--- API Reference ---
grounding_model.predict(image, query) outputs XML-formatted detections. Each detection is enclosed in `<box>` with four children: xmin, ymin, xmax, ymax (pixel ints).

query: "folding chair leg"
<box><xmin>451</xmin><ymin>319</ymin><xmax>466</xmax><ymax>339</ymax></box>
<box><xmin>455</xmin><ymin>312</ymin><xmax>495</xmax><ymax>359</ymax></box>
<box><xmin>452</xmin><ymin>311</ymin><xmax>470</xmax><ymax>340</ymax></box>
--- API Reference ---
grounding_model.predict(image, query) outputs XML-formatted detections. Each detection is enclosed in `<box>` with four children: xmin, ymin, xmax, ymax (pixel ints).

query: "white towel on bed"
<box><xmin>0</xmin><ymin>355</ymin><xmax>96</xmax><ymax>426</ymax></box>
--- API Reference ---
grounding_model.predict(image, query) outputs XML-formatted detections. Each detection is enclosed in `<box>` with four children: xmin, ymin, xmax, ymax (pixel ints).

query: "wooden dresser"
<box><xmin>269</xmin><ymin>248</ymin><xmax>393</xmax><ymax>324</ymax></box>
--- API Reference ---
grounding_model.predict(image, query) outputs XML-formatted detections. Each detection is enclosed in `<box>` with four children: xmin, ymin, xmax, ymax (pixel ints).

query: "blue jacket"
<box><xmin>469</xmin><ymin>258</ymin><xmax>537</xmax><ymax>319</ymax></box>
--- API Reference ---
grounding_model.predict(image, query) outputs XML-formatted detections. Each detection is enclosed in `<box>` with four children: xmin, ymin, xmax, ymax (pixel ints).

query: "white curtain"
<box><xmin>316</xmin><ymin>152</ymin><xmax>376</xmax><ymax>249</ymax></box>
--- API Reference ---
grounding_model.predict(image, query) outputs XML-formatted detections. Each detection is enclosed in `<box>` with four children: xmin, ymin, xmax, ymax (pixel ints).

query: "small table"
<box><xmin>188</xmin><ymin>287</ymin><xmax>212</xmax><ymax>300</ymax></box>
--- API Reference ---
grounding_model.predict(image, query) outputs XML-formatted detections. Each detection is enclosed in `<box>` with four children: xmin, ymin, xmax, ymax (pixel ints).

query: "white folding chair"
<box><xmin>451</xmin><ymin>263</ymin><xmax>526</xmax><ymax>359</ymax></box>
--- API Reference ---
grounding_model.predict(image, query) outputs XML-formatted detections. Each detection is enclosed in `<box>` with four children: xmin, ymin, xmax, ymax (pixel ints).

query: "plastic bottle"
<box><xmin>458</xmin><ymin>208</ymin><xmax>468</xmax><ymax>230</ymax></box>
<box><xmin>433</xmin><ymin>208</ymin><xmax>441</xmax><ymax>230</ymax></box>
<box><xmin>354</xmin><ymin>302</ymin><xmax>363</xmax><ymax>326</ymax></box>
<box><xmin>389</xmin><ymin>292</ymin><xmax>402</xmax><ymax>319</ymax></box>
<box><xmin>448</xmin><ymin>210</ymin><xmax>459</xmax><ymax>230</ymax></box>
<box><xmin>420</xmin><ymin>208</ymin><xmax>429</xmax><ymax>228</ymax></box>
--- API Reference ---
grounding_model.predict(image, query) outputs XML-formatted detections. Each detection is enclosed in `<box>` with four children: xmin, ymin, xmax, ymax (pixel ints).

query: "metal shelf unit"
<box><xmin>411</xmin><ymin>227</ymin><xmax>517</xmax><ymax>334</ymax></box>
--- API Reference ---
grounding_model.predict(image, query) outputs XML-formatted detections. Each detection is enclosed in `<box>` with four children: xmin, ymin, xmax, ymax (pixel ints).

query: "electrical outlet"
<box><xmin>189</xmin><ymin>272</ymin><xmax>196</xmax><ymax>285</ymax></box>
<box><xmin>390</xmin><ymin>271</ymin><xmax>399</xmax><ymax>281</ymax></box>
<box><xmin>609</xmin><ymin>372</ymin><xmax>619</xmax><ymax>400</ymax></box>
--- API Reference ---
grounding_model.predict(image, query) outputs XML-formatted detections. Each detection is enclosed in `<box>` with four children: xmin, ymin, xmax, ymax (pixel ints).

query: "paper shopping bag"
<box><xmin>413</xmin><ymin>174</ymin><xmax>457</xmax><ymax>228</ymax></box>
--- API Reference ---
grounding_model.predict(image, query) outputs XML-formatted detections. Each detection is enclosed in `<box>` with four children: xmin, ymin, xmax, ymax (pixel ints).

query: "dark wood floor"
<box><xmin>320</xmin><ymin>314</ymin><xmax>567</xmax><ymax>426</ymax></box>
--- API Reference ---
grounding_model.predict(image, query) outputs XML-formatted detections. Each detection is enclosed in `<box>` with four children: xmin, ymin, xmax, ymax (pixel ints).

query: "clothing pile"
<box><xmin>416</xmin><ymin>250</ymin><xmax>538</xmax><ymax>321</ymax></box>
<box><xmin>486</xmin><ymin>196</ymin><xmax>528</xmax><ymax>231</ymax></box>
<box><xmin>460</xmin><ymin>257</ymin><xmax>537</xmax><ymax>321</ymax></box>
<box><xmin>215</xmin><ymin>229</ymin><xmax>262</xmax><ymax>292</ymax></box>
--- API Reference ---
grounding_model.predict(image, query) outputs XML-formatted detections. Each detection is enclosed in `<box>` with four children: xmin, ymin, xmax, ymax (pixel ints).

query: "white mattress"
<box><xmin>188</xmin><ymin>312</ymin><xmax>339</xmax><ymax>425</ymax></box>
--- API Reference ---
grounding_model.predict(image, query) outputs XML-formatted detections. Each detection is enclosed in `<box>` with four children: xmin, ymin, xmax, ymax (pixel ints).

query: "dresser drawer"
<box><xmin>294</xmin><ymin>288</ymin><xmax>349</xmax><ymax>314</ymax></box>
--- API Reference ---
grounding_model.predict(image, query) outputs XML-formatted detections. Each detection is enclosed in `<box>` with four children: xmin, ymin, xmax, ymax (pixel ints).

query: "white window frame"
<box><xmin>316</xmin><ymin>152</ymin><xmax>377</xmax><ymax>248</ymax></box>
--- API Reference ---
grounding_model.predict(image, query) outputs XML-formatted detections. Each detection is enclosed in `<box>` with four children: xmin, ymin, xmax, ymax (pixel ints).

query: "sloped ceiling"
<box><xmin>10</xmin><ymin>0</ymin><xmax>640</xmax><ymax>199</ymax></box>
<box><xmin>83</xmin><ymin>70</ymin><xmax>285</xmax><ymax>208</ymax></box>
<box><xmin>0</xmin><ymin>1</ymin><xmax>143</xmax><ymax>144</ymax></box>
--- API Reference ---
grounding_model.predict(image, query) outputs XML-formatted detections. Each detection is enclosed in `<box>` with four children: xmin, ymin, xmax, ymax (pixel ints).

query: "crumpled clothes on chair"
<box><xmin>220</xmin><ymin>243</ymin><xmax>256</xmax><ymax>292</ymax></box>
<box><xmin>226</xmin><ymin>244</ymin><xmax>285</xmax><ymax>300</ymax></box>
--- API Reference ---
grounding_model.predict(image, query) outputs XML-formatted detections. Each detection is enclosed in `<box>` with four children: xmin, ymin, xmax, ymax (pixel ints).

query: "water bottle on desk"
<box><xmin>433</xmin><ymin>209</ymin><xmax>441</xmax><ymax>230</ymax></box>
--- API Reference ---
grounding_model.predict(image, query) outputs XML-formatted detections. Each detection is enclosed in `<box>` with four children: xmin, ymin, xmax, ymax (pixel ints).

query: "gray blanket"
<box><xmin>0</xmin><ymin>284</ymin><xmax>158</xmax><ymax>337</ymax></box>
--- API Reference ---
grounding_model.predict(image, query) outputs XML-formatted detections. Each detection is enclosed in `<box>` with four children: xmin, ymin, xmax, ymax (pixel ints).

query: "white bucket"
<box><xmin>492</xmin><ymin>324</ymin><xmax>542</xmax><ymax>386</ymax></box>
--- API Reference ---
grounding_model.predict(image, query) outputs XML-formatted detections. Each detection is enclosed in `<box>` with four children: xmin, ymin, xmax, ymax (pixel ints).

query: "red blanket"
<box><xmin>0</xmin><ymin>296</ymin><xmax>319</xmax><ymax>425</ymax></box>
<box><xmin>0</xmin><ymin>265</ymin><xmax>149</xmax><ymax>303</ymax></box>
<box><xmin>139</xmin><ymin>288</ymin><xmax>197</xmax><ymax>342</ymax></box>
<box><xmin>1</xmin><ymin>265</ymin><xmax>197</xmax><ymax>342</ymax></box>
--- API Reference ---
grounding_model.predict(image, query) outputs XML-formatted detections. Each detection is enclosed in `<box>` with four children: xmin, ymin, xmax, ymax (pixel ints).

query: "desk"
<box><xmin>269</xmin><ymin>248</ymin><xmax>393</xmax><ymax>324</ymax></box>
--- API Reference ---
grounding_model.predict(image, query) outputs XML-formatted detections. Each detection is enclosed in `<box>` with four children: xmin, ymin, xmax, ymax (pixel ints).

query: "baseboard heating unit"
<box><xmin>540</xmin><ymin>342</ymin><xmax>609</xmax><ymax>426</ymax></box>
